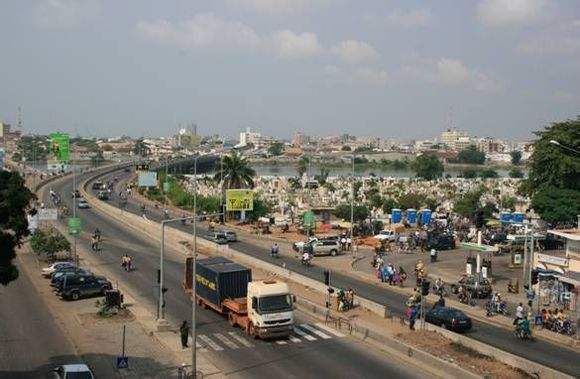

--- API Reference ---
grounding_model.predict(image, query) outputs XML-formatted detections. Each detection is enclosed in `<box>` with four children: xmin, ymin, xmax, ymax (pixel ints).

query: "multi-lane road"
<box><xmin>44</xmin><ymin>166</ymin><xmax>429</xmax><ymax>378</ymax></box>
<box><xmin>87</xmin><ymin>165</ymin><xmax>580</xmax><ymax>377</ymax></box>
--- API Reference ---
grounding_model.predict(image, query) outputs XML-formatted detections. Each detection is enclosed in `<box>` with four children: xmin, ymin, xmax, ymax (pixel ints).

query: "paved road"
<box><xmin>90</xmin><ymin>165</ymin><xmax>580</xmax><ymax>377</ymax></box>
<box><xmin>45</xmin><ymin>168</ymin><xmax>427</xmax><ymax>379</ymax></box>
<box><xmin>0</xmin><ymin>258</ymin><xmax>77</xmax><ymax>379</ymax></box>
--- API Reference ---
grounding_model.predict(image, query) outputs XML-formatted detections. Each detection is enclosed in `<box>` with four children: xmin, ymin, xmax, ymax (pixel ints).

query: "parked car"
<box><xmin>374</xmin><ymin>230</ymin><xmax>397</xmax><ymax>242</ymax></box>
<box><xmin>77</xmin><ymin>199</ymin><xmax>90</xmax><ymax>209</ymax></box>
<box><xmin>58</xmin><ymin>275</ymin><xmax>112</xmax><ymax>300</ymax></box>
<box><xmin>306</xmin><ymin>239</ymin><xmax>341</xmax><ymax>256</ymax></box>
<box><xmin>51</xmin><ymin>269</ymin><xmax>93</xmax><ymax>288</ymax></box>
<box><xmin>205</xmin><ymin>232</ymin><xmax>228</xmax><ymax>245</ymax></box>
<box><xmin>42</xmin><ymin>262</ymin><xmax>76</xmax><ymax>278</ymax></box>
<box><xmin>91</xmin><ymin>181</ymin><xmax>104</xmax><ymax>190</ymax></box>
<box><xmin>425</xmin><ymin>307</ymin><xmax>472</xmax><ymax>332</ymax></box>
<box><xmin>451</xmin><ymin>276</ymin><xmax>493</xmax><ymax>299</ymax></box>
<box><xmin>51</xmin><ymin>363</ymin><xmax>94</xmax><ymax>379</ymax></box>
<box><xmin>97</xmin><ymin>191</ymin><xmax>109</xmax><ymax>200</ymax></box>
<box><xmin>222</xmin><ymin>230</ymin><xmax>237</xmax><ymax>242</ymax></box>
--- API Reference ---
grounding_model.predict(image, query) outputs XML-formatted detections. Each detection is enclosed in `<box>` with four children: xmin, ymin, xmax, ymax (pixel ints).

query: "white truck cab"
<box><xmin>247</xmin><ymin>280</ymin><xmax>294</xmax><ymax>338</ymax></box>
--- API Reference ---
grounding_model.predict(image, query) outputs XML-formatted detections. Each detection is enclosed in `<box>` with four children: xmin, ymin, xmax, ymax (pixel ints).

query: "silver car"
<box><xmin>223</xmin><ymin>230</ymin><xmax>237</xmax><ymax>242</ymax></box>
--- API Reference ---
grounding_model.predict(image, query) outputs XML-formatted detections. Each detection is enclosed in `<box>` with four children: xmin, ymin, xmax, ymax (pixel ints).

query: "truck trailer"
<box><xmin>183</xmin><ymin>257</ymin><xmax>294</xmax><ymax>339</ymax></box>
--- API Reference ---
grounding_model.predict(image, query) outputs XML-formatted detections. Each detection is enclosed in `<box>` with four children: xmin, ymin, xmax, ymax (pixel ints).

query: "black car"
<box><xmin>97</xmin><ymin>191</ymin><xmax>109</xmax><ymax>200</ymax></box>
<box><xmin>58</xmin><ymin>275</ymin><xmax>112</xmax><ymax>301</ymax></box>
<box><xmin>426</xmin><ymin>307</ymin><xmax>472</xmax><ymax>332</ymax></box>
<box><xmin>51</xmin><ymin>270</ymin><xmax>93</xmax><ymax>288</ymax></box>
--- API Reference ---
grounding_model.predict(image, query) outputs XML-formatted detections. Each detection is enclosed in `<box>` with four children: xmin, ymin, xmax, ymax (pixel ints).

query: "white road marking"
<box><xmin>314</xmin><ymin>322</ymin><xmax>346</xmax><ymax>337</ymax></box>
<box><xmin>213</xmin><ymin>333</ymin><xmax>239</xmax><ymax>349</ymax></box>
<box><xmin>227</xmin><ymin>332</ymin><xmax>253</xmax><ymax>347</ymax></box>
<box><xmin>292</xmin><ymin>326</ymin><xmax>316</xmax><ymax>341</ymax></box>
<box><xmin>198</xmin><ymin>335</ymin><xmax>224</xmax><ymax>351</ymax></box>
<box><xmin>300</xmin><ymin>324</ymin><xmax>331</xmax><ymax>339</ymax></box>
<box><xmin>275</xmin><ymin>340</ymin><xmax>288</xmax><ymax>345</ymax></box>
<box><xmin>289</xmin><ymin>335</ymin><xmax>301</xmax><ymax>343</ymax></box>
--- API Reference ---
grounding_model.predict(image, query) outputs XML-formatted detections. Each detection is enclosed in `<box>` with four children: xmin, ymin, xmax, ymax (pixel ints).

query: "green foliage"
<box><xmin>354</xmin><ymin>146</ymin><xmax>373</xmax><ymax>153</ymax></box>
<box><xmin>214</xmin><ymin>151</ymin><xmax>256</xmax><ymax>189</ymax></box>
<box><xmin>455</xmin><ymin>145</ymin><xmax>486</xmax><ymax>165</ymax></box>
<box><xmin>297</xmin><ymin>157</ymin><xmax>309</xmax><ymax>177</ymax></box>
<box><xmin>341</xmin><ymin>145</ymin><xmax>351</xmax><ymax>151</ymax></box>
<box><xmin>501</xmin><ymin>196</ymin><xmax>516</xmax><ymax>211</ymax></box>
<box><xmin>0</xmin><ymin>171</ymin><xmax>35</xmax><ymax>285</ymax></box>
<box><xmin>481</xmin><ymin>202</ymin><xmax>498</xmax><ymax>219</ymax></box>
<box><xmin>510</xmin><ymin>151</ymin><xmax>522</xmax><ymax>166</ymax></box>
<box><xmin>314</xmin><ymin>167</ymin><xmax>330</xmax><ymax>185</ymax></box>
<box><xmin>461</xmin><ymin>169</ymin><xmax>478</xmax><ymax>179</ymax></box>
<box><xmin>71</xmin><ymin>138</ymin><xmax>101</xmax><ymax>153</ymax></box>
<box><xmin>354</xmin><ymin>156</ymin><xmax>369</xmax><ymax>164</ymax></box>
<box><xmin>423</xmin><ymin>197</ymin><xmax>439</xmax><ymax>211</ymax></box>
<box><xmin>29</xmin><ymin>229</ymin><xmax>71</xmax><ymax>260</ymax></box>
<box><xmin>369</xmin><ymin>193</ymin><xmax>384</xmax><ymax>210</ymax></box>
<box><xmin>397</xmin><ymin>192</ymin><xmax>423</xmax><ymax>210</ymax></box>
<box><xmin>333</xmin><ymin>204</ymin><xmax>370</xmax><ymax>223</ymax></box>
<box><xmin>479</xmin><ymin>169</ymin><xmax>499</xmax><ymax>179</ymax></box>
<box><xmin>531</xmin><ymin>187</ymin><xmax>580</xmax><ymax>224</ymax></box>
<box><xmin>411</xmin><ymin>154</ymin><xmax>444</xmax><ymax>180</ymax></box>
<box><xmin>353</xmin><ymin>181</ymin><xmax>363</xmax><ymax>199</ymax></box>
<box><xmin>268</xmin><ymin>142</ymin><xmax>284</xmax><ymax>156</ymax></box>
<box><xmin>17</xmin><ymin>135</ymin><xmax>50</xmax><ymax>162</ymax></box>
<box><xmin>247</xmin><ymin>198</ymin><xmax>272</xmax><ymax>222</ymax></box>
<box><xmin>509</xmin><ymin>168</ymin><xmax>524</xmax><ymax>178</ymax></box>
<box><xmin>288</xmin><ymin>177</ymin><xmax>302</xmax><ymax>190</ymax></box>
<box><xmin>381</xmin><ymin>197</ymin><xmax>399</xmax><ymax>214</ymax></box>
<box><xmin>454</xmin><ymin>189</ymin><xmax>483</xmax><ymax>218</ymax></box>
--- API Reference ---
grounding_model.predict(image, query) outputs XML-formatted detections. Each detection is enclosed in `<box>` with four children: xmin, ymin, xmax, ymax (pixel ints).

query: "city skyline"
<box><xmin>1</xmin><ymin>1</ymin><xmax>579</xmax><ymax>139</ymax></box>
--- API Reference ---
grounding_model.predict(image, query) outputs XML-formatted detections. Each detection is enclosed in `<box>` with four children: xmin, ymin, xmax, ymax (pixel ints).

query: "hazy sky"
<box><xmin>1</xmin><ymin>0</ymin><xmax>579</xmax><ymax>140</ymax></box>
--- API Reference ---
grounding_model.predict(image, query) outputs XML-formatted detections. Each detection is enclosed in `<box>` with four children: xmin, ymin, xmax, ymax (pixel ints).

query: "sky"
<box><xmin>1</xmin><ymin>0</ymin><xmax>579</xmax><ymax>140</ymax></box>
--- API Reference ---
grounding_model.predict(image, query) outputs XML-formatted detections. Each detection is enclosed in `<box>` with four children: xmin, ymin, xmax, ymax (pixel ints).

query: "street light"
<box><xmin>550</xmin><ymin>140</ymin><xmax>580</xmax><ymax>155</ymax></box>
<box><xmin>350</xmin><ymin>153</ymin><xmax>355</xmax><ymax>251</ymax></box>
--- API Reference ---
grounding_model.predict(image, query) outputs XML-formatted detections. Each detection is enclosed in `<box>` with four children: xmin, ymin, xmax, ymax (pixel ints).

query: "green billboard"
<box><xmin>50</xmin><ymin>132</ymin><xmax>70</xmax><ymax>162</ymax></box>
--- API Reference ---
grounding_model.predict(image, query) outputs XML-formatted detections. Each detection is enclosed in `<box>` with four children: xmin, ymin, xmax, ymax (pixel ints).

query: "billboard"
<box><xmin>49</xmin><ymin>132</ymin><xmax>70</xmax><ymax>162</ymax></box>
<box><xmin>138</xmin><ymin>171</ymin><xmax>157</xmax><ymax>187</ymax></box>
<box><xmin>38</xmin><ymin>209</ymin><xmax>58</xmax><ymax>221</ymax></box>
<box><xmin>226</xmin><ymin>189</ymin><xmax>254</xmax><ymax>211</ymax></box>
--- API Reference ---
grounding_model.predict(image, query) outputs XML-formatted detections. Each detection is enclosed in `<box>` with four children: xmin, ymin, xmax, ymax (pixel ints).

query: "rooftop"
<box><xmin>548</xmin><ymin>228</ymin><xmax>580</xmax><ymax>241</ymax></box>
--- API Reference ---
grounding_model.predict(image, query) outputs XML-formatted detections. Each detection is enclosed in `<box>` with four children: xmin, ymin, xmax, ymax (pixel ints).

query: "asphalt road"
<box><xmin>90</xmin><ymin>166</ymin><xmax>580</xmax><ymax>377</ymax></box>
<box><xmin>0</xmin><ymin>257</ymin><xmax>77</xmax><ymax>379</ymax></box>
<box><xmin>44</xmin><ymin>168</ymin><xmax>427</xmax><ymax>379</ymax></box>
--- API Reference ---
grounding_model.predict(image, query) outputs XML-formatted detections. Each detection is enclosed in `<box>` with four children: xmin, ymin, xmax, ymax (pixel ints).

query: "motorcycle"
<box><xmin>514</xmin><ymin>325</ymin><xmax>532</xmax><ymax>340</ymax></box>
<box><xmin>301</xmin><ymin>255</ymin><xmax>312</xmax><ymax>267</ymax></box>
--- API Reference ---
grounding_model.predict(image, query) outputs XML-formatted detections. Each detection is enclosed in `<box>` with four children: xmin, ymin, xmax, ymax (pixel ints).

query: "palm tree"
<box><xmin>214</xmin><ymin>151</ymin><xmax>256</xmax><ymax>190</ymax></box>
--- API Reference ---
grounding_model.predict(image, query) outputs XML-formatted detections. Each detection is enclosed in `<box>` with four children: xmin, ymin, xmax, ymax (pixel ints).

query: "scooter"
<box><xmin>301</xmin><ymin>255</ymin><xmax>312</xmax><ymax>267</ymax></box>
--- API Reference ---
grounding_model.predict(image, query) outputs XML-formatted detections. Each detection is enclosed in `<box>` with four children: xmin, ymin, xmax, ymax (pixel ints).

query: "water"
<box><xmin>251</xmin><ymin>163</ymin><xmax>514</xmax><ymax>178</ymax></box>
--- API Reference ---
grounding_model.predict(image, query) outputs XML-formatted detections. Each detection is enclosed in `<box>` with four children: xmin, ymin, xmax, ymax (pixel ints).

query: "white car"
<box><xmin>51</xmin><ymin>364</ymin><xmax>94</xmax><ymax>379</ymax></box>
<box><xmin>374</xmin><ymin>230</ymin><xmax>396</xmax><ymax>241</ymax></box>
<box><xmin>77</xmin><ymin>199</ymin><xmax>90</xmax><ymax>209</ymax></box>
<box><xmin>42</xmin><ymin>262</ymin><xmax>76</xmax><ymax>278</ymax></box>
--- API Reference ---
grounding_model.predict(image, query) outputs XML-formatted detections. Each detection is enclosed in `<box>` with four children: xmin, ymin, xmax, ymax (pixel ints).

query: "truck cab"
<box><xmin>247</xmin><ymin>280</ymin><xmax>294</xmax><ymax>339</ymax></box>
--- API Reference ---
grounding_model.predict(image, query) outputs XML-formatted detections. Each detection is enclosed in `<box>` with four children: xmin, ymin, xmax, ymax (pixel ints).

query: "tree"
<box><xmin>29</xmin><ymin>229</ymin><xmax>71</xmax><ymax>261</ymax></box>
<box><xmin>369</xmin><ymin>193</ymin><xmax>383</xmax><ymax>210</ymax></box>
<box><xmin>501</xmin><ymin>196</ymin><xmax>516</xmax><ymax>211</ymax></box>
<box><xmin>16</xmin><ymin>135</ymin><xmax>50</xmax><ymax>162</ymax></box>
<box><xmin>314</xmin><ymin>167</ymin><xmax>330</xmax><ymax>186</ymax></box>
<box><xmin>297</xmin><ymin>157</ymin><xmax>309</xmax><ymax>177</ymax></box>
<box><xmin>461</xmin><ymin>169</ymin><xmax>478</xmax><ymax>179</ymax></box>
<box><xmin>288</xmin><ymin>177</ymin><xmax>302</xmax><ymax>190</ymax></box>
<box><xmin>456</xmin><ymin>145</ymin><xmax>486</xmax><ymax>165</ymax></box>
<box><xmin>454</xmin><ymin>189</ymin><xmax>483</xmax><ymax>218</ymax></box>
<box><xmin>213</xmin><ymin>151</ymin><xmax>256</xmax><ymax>189</ymax></box>
<box><xmin>268</xmin><ymin>142</ymin><xmax>284</xmax><ymax>156</ymax></box>
<box><xmin>341</xmin><ymin>145</ymin><xmax>351</xmax><ymax>151</ymax></box>
<box><xmin>382</xmin><ymin>197</ymin><xmax>399</xmax><ymax>214</ymax></box>
<box><xmin>247</xmin><ymin>198</ymin><xmax>272</xmax><ymax>222</ymax></box>
<box><xmin>101</xmin><ymin>144</ymin><xmax>114</xmax><ymax>152</ymax></box>
<box><xmin>479</xmin><ymin>169</ymin><xmax>499</xmax><ymax>179</ymax></box>
<box><xmin>333</xmin><ymin>204</ymin><xmax>370</xmax><ymax>223</ymax></box>
<box><xmin>532</xmin><ymin>187</ymin><xmax>580</xmax><ymax>225</ymax></box>
<box><xmin>354</xmin><ymin>146</ymin><xmax>373</xmax><ymax>153</ymax></box>
<box><xmin>0</xmin><ymin>171</ymin><xmax>35</xmax><ymax>285</ymax></box>
<box><xmin>397</xmin><ymin>192</ymin><xmax>423</xmax><ymax>210</ymax></box>
<box><xmin>411</xmin><ymin>154</ymin><xmax>444</xmax><ymax>180</ymax></box>
<box><xmin>523</xmin><ymin>118</ymin><xmax>580</xmax><ymax>223</ymax></box>
<box><xmin>510</xmin><ymin>151</ymin><xmax>522</xmax><ymax>166</ymax></box>
<box><xmin>509</xmin><ymin>168</ymin><xmax>524</xmax><ymax>178</ymax></box>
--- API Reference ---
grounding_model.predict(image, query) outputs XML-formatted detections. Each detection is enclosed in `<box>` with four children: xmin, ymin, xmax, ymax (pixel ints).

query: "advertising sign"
<box><xmin>49</xmin><ymin>132</ymin><xmax>70</xmax><ymax>162</ymax></box>
<box><xmin>138</xmin><ymin>171</ymin><xmax>157</xmax><ymax>187</ymax></box>
<box><xmin>68</xmin><ymin>217</ymin><xmax>81</xmax><ymax>236</ymax></box>
<box><xmin>38</xmin><ymin>209</ymin><xmax>58</xmax><ymax>221</ymax></box>
<box><xmin>303</xmin><ymin>211</ymin><xmax>315</xmax><ymax>228</ymax></box>
<box><xmin>226</xmin><ymin>189</ymin><xmax>254</xmax><ymax>211</ymax></box>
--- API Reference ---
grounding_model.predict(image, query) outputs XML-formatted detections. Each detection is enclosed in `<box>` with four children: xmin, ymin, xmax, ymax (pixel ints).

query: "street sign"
<box><xmin>49</xmin><ymin>132</ymin><xmax>70</xmax><ymax>162</ymax></box>
<box><xmin>303</xmin><ymin>211</ymin><xmax>315</xmax><ymax>228</ymax></box>
<box><xmin>68</xmin><ymin>217</ymin><xmax>81</xmax><ymax>235</ymax></box>
<box><xmin>226</xmin><ymin>189</ymin><xmax>254</xmax><ymax>211</ymax></box>
<box><xmin>138</xmin><ymin>171</ymin><xmax>157</xmax><ymax>187</ymax></box>
<box><xmin>38</xmin><ymin>209</ymin><xmax>58</xmax><ymax>221</ymax></box>
<box><xmin>116</xmin><ymin>356</ymin><xmax>129</xmax><ymax>369</ymax></box>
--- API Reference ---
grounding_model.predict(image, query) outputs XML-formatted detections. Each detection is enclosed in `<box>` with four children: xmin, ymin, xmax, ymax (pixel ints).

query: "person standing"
<box><xmin>180</xmin><ymin>321</ymin><xmax>190</xmax><ymax>348</ymax></box>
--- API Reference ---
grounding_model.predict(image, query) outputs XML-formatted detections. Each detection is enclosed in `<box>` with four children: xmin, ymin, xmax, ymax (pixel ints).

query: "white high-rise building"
<box><xmin>239</xmin><ymin>127</ymin><xmax>262</xmax><ymax>146</ymax></box>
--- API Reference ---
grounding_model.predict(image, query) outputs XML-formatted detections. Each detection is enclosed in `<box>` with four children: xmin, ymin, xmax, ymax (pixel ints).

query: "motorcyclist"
<box><xmin>163</xmin><ymin>209</ymin><xmax>170</xmax><ymax>220</ymax></box>
<box><xmin>271</xmin><ymin>243</ymin><xmax>279</xmax><ymax>258</ymax></box>
<box><xmin>430</xmin><ymin>249</ymin><xmax>438</xmax><ymax>262</ymax></box>
<box><xmin>302</xmin><ymin>251</ymin><xmax>312</xmax><ymax>266</ymax></box>
<box><xmin>434</xmin><ymin>277</ymin><xmax>445</xmax><ymax>295</ymax></box>
<box><xmin>516</xmin><ymin>316</ymin><xmax>531</xmax><ymax>339</ymax></box>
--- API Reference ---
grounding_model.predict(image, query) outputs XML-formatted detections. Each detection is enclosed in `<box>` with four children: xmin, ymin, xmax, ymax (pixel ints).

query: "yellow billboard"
<box><xmin>226</xmin><ymin>189</ymin><xmax>254</xmax><ymax>211</ymax></box>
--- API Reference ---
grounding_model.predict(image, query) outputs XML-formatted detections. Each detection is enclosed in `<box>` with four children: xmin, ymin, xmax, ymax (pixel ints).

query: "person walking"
<box><xmin>514</xmin><ymin>302</ymin><xmax>524</xmax><ymax>325</ymax></box>
<box><xmin>180</xmin><ymin>321</ymin><xmax>190</xmax><ymax>348</ymax></box>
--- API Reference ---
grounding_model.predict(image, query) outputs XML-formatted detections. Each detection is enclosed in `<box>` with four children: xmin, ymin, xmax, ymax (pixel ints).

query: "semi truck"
<box><xmin>183</xmin><ymin>256</ymin><xmax>295</xmax><ymax>339</ymax></box>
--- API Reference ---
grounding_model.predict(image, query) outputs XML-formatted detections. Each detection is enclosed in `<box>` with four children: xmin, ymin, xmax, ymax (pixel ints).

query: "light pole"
<box><xmin>350</xmin><ymin>153</ymin><xmax>355</xmax><ymax>249</ymax></box>
<box><xmin>549</xmin><ymin>140</ymin><xmax>580</xmax><ymax>155</ymax></box>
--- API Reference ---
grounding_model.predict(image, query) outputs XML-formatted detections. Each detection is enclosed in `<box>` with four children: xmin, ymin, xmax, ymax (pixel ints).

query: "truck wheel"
<box><xmin>248</xmin><ymin>323</ymin><xmax>258</xmax><ymax>339</ymax></box>
<box><xmin>71</xmin><ymin>291</ymin><xmax>80</xmax><ymax>301</ymax></box>
<box><xmin>228</xmin><ymin>313</ymin><xmax>237</xmax><ymax>327</ymax></box>
<box><xmin>330</xmin><ymin>249</ymin><xmax>337</xmax><ymax>257</ymax></box>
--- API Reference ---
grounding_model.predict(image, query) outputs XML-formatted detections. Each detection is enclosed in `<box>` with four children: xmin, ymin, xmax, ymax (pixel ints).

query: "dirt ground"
<box><xmin>396</xmin><ymin>331</ymin><xmax>532</xmax><ymax>379</ymax></box>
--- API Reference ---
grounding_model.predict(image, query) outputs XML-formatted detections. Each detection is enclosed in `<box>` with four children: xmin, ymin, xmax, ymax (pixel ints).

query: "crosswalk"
<box><xmin>195</xmin><ymin>323</ymin><xmax>345</xmax><ymax>352</ymax></box>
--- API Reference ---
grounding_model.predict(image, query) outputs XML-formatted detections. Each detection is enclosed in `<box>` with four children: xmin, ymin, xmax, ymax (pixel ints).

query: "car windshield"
<box><xmin>65</xmin><ymin>372</ymin><xmax>93</xmax><ymax>379</ymax></box>
<box><xmin>257</xmin><ymin>294</ymin><xmax>292</xmax><ymax>314</ymax></box>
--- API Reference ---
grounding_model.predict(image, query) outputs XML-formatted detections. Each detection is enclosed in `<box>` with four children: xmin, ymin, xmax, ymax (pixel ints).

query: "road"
<box><xmin>0</xmin><ymin>256</ymin><xmax>77</xmax><ymax>379</ymax></box>
<box><xmin>89</xmin><ymin>165</ymin><xmax>580</xmax><ymax>377</ymax></box>
<box><xmin>45</xmin><ymin>167</ymin><xmax>428</xmax><ymax>378</ymax></box>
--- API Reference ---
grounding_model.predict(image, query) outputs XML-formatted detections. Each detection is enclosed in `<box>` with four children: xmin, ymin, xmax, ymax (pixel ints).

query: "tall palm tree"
<box><xmin>214</xmin><ymin>151</ymin><xmax>256</xmax><ymax>189</ymax></box>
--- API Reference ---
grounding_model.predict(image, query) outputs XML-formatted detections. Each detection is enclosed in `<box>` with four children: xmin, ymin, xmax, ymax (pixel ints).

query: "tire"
<box><xmin>71</xmin><ymin>291</ymin><xmax>80</xmax><ymax>301</ymax></box>
<box><xmin>248</xmin><ymin>323</ymin><xmax>258</xmax><ymax>339</ymax></box>
<box><xmin>330</xmin><ymin>250</ymin><xmax>337</xmax><ymax>257</ymax></box>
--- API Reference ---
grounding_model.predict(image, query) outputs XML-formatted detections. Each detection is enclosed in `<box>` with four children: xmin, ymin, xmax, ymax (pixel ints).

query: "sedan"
<box><xmin>223</xmin><ymin>230</ymin><xmax>237</xmax><ymax>242</ymax></box>
<box><xmin>425</xmin><ymin>306</ymin><xmax>472</xmax><ymax>333</ymax></box>
<box><xmin>42</xmin><ymin>262</ymin><xmax>76</xmax><ymax>278</ymax></box>
<box><xmin>51</xmin><ymin>363</ymin><xmax>94</xmax><ymax>379</ymax></box>
<box><xmin>206</xmin><ymin>232</ymin><xmax>229</xmax><ymax>245</ymax></box>
<box><xmin>77</xmin><ymin>199</ymin><xmax>90</xmax><ymax>209</ymax></box>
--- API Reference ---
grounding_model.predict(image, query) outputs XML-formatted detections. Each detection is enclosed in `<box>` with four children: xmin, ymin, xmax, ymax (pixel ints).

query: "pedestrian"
<box><xmin>180</xmin><ymin>321</ymin><xmax>190</xmax><ymax>348</ymax></box>
<box><xmin>514</xmin><ymin>302</ymin><xmax>524</xmax><ymax>325</ymax></box>
<box><xmin>346</xmin><ymin>236</ymin><xmax>352</xmax><ymax>251</ymax></box>
<box><xmin>340</xmin><ymin>236</ymin><xmax>347</xmax><ymax>251</ymax></box>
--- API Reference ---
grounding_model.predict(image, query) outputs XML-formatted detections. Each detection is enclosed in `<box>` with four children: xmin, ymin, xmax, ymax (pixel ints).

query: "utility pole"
<box><xmin>192</xmin><ymin>156</ymin><xmax>198</xmax><ymax>378</ymax></box>
<box><xmin>350</xmin><ymin>153</ymin><xmax>355</xmax><ymax>249</ymax></box>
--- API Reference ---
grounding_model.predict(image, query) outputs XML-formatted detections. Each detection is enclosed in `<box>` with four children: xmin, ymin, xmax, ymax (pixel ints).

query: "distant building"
<box><xmin>440</xmin><ymin>129</ymin><xmax>471</xmax><ymax>150</ymax></box>
<box><xmin>477</xmin><ymin>137</ymin><xmax>504</xmax><ymax>154</ymax></box>
<box><xmin>238</xmin><ymin>127</ymin><xmax>273</xmax><ymax>148</ymax></box>
<box><xmin>292</xmin><ymin>132</ymin><xmax>309</xmax><ymax>147</ymax></box>
<box><xmin>0</xmin><ymin>122</ymin><xmax>21</xmax><ymax>150</ymax></box>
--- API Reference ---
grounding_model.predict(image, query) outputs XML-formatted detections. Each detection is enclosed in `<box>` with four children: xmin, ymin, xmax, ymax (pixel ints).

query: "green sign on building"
<box><xmin>68</xmin><ymin>217</ymin><xmax>81</xmax><ymax>236</ymax></box>
<box><xmin>50</xmin><ymin>132</ymin><xmax>70</xmax><ymax>162</ymax></box>
<box><xmin>303</xmin><ymin>211</ymin><xmax>315</xmax><ymax>228</ymax></box>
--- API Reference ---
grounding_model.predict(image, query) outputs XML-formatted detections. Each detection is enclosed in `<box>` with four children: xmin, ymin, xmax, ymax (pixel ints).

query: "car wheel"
<box><xmin>71</xmin><ymin>291</ymin><xmax>80</xmax><ymax>301</ymax></box>
<box><xmin>330</xmin><ymin>249</ymin><xmax>337</xmax><ymax>257</ymax></box>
